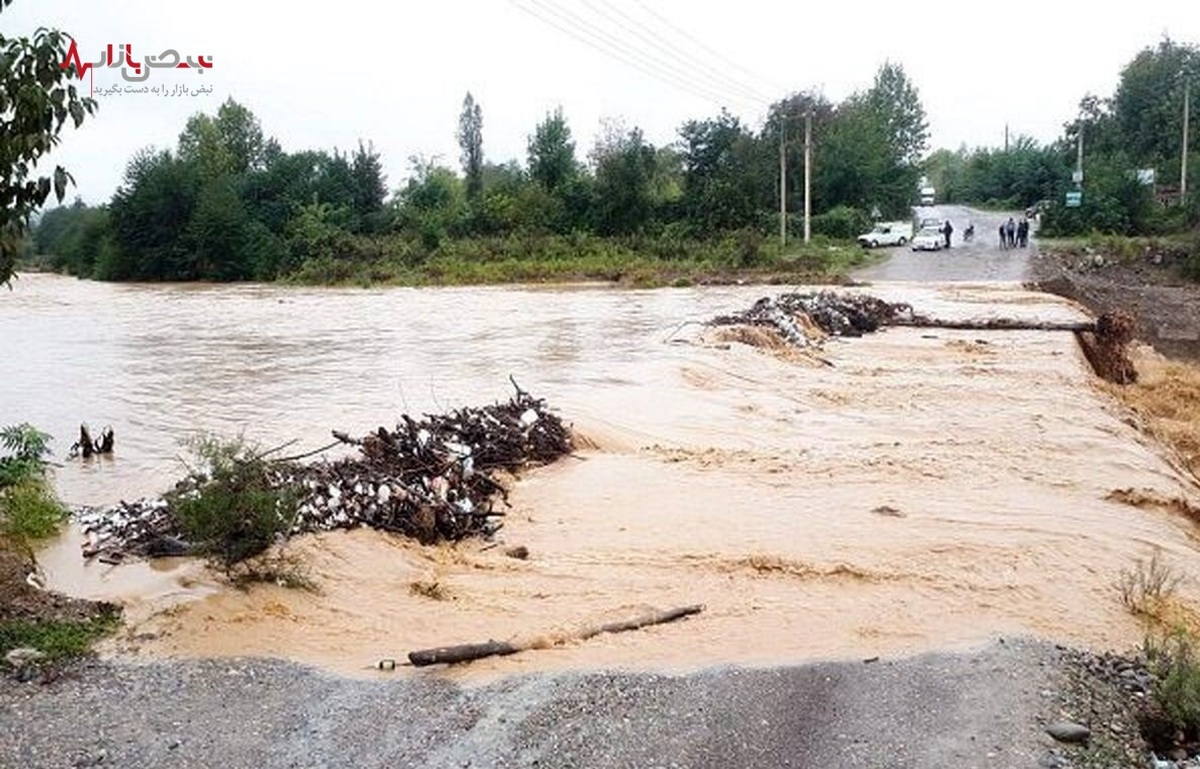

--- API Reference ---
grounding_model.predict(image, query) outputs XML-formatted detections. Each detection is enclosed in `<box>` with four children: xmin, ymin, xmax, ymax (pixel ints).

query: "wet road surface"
<box><xmin>853</xmin><ymin>205</ymin><xmax>1034</xmax><ymax>282</ymax></box>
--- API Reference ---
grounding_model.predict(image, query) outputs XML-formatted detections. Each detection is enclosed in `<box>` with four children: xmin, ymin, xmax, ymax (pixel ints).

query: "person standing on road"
<box><xmin>1005</xmin><ymin>218</ymin><xmax>1017</xmax><ymax>248</ymax></box>
<box><xmin>1017</xmin><ymin>218</ymin><xmax>1029</xmax><ymax>248</ymax></box>
<box><xmin>999</xmin><ymin>224</ymin><xmax>1007</xmax><ymax>249</ymax></box>
<box><xmin>942</xmin><ymin>219</ymin><xmax>953</xmax><ymax>249</ymax></box>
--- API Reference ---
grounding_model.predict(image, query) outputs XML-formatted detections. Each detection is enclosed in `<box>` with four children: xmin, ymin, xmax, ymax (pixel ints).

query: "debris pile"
<box><xmin>708</xmin><ymin>291</ymin><xmax>916</xmax><ymax>348</ymax></box>
<box><xmin>75</xmin><ymin>386</ymin><xmax>573</xmax><ymax>562</ymax></box>
<box><xmin>1076</xmin><ymin>310</ymin><xmax>1138</xmax><ymax>384</ymax></box>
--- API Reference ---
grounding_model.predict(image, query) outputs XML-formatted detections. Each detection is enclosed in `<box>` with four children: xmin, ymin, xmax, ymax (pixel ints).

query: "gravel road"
<box><xmin>0</xmin><ymin>638</ymin><xmax>1109</xmax><ymax>769</ymax></box>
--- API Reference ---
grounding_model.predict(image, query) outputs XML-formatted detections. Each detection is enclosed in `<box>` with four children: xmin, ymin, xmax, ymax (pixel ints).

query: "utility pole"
<box><xmin>779</xmin><ymin>118</ymin><xmax>786</xmax><ymax>246</ymax></box>
<box><xmin>1076</xmin><ymin>123</ymin><xmax>1084</xmax><ymax>186</ymax></box>
<box><xmin>1183</xmin><ymin>80</ymin><xmax>1190</xmax><ymax>201</ymax></box>
<box><xmin>804</xmin><ymin>112</ymin><xmax>812</xmax><ymax>244</ymax></box>
<box><xmin>1004</xmin><ymin>123</ymin><xmax>1009</xmax><ymax>153</ymax></box>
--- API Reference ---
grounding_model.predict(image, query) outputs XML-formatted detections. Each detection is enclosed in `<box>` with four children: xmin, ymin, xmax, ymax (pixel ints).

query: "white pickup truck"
<box><xmin>856</xmin><ymin>221</ymin><xmax>913</xmax><ymax>248</ymax></box>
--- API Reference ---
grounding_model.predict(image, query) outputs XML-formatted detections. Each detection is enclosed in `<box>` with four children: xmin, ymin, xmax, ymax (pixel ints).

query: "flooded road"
<box><xmin>6</xmin><ymin>271</ymin><xmax>1200</xmax><ymax>680</ymax></box>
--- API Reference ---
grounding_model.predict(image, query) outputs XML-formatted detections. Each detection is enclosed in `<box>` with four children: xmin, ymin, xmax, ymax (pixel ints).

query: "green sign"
<box><xmin>1065</xmin><ymin>191</ymin><xmax>1082</xmax><ymax>208</ymax></box>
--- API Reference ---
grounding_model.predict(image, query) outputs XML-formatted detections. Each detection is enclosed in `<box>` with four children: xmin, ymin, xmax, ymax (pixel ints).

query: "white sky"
<box><xmin>7</xmin><ymin>0</ymin><xmax>1200</xmax><ymax>205</ymax></box>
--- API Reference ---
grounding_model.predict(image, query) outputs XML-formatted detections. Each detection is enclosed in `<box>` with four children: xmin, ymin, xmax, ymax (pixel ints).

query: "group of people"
<box><xmin>999</xmin><ymin>217</ymin><xmax>1030</xmax><ymax>249</ymax></box>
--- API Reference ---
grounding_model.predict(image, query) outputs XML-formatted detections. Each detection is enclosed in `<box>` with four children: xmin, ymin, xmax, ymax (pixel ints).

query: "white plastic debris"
<box><xmin>520</xmin><ymin>409</ymin><xmax>539</xmax><ymax>427</ymax></box>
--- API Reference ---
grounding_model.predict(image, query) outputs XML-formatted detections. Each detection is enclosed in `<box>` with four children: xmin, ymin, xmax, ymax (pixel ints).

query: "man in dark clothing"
<box><xmin>999</xmin><ymin>224</ymin><xmax>1007</xmax><ymax>248</ymax></box>
<box><xmin>1017</xmin><ymin>218</ymin><xmax>1029</xmax><ymax>247</ymax></box>
<box><xmin>942</xmin><ymin>220</ymin><xmax>953</xmax><ymax>248</ymax></box>
<box><xmin>1005</xmin><ymin>218</ymin><xmax>1016</xmax><ymax>248</ymax></box>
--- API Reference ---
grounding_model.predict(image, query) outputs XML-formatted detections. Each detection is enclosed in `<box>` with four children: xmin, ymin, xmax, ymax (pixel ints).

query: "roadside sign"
<box><xmin>1071</xmin><ymin>170</ymin><xmax>1084</xmax><ymax>184</ymax></box>
<box><xmin>1065</xmin><ymin>191</ymin><xmax>1083</xmax><ymax>207</ymax></box>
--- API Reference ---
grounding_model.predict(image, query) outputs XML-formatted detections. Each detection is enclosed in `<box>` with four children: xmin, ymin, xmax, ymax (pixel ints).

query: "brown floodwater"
<box><xmin>7</xmin><ymin>273</ymin><xmax>1200</xmax><ymax>681</ymax></box>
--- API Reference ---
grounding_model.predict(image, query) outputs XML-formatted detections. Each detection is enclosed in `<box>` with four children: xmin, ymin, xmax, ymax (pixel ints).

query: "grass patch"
<box><xmin>0</xmin><ymin>607</ymin><xmax>120</xmax><ymax>664</ymax></box>
<box><xmin>1118</xmin><ymin>549</ymin><xmax>1182</xmax><ymax>621</ymax></box>
<box><xmin>283</xmin><ymin>233</ymin><xmax>872</xmax><ymax>288</ymax></box>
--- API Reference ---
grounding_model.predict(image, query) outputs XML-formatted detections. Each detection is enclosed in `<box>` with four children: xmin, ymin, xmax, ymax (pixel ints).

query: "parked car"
<box><xmin>910</xmin><ymin>227</ymin><xmax>944</xmax><ymax>251</ymax></box>
<box><xmin>856</xmin><ymin>221</ymin><xmax>913</xmax><ymax>248</ymax></box>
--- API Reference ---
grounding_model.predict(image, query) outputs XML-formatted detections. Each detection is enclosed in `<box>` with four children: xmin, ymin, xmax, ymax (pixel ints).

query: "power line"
<box><xmin>508</xmin><ymin>0</ymin><xmax>764</xmax><ymax>112</ymax></box>
<box><xmin>570</xmin><ymin>0</ymin><xmax>773</xmax><ymax>106</ymax></box>
<box><xmin>522</xmin><ymin>0</ymin><xmax>763</xmax><ymax>110</ymax></box>
<box><xmin>629</xmin><ymin>0</ymin><xmax>787</xmax><ymax>97</ymax></box>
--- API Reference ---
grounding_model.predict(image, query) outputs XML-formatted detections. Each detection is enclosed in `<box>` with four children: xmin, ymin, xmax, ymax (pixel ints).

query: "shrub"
<box><xmin>0</xmin><ymin>424</ymin><xmax>66</xmax><ymax>545</ymax></box>
<box><xmin>168</xmin><ymin>436</ymin><xmax>299</xmax><ymax>569</ymax></box>
<box><xmin>1144</xmin><ymin>628</ymin><xmax>1200</xmax><ymax>741</ymax></box>
<box><xmin>1</xmin><ymin>480</ymin><xmax>66</xmax><ymax>542</ymax></box>
<box><xmin>810</xmin><ymin>206</ymin><xmax>871</xmax><ymax>240</ymax></box>
<box><xmin>1118</xmin><ymin>549</ymin><xmax>1182</xmax><ymax>620</ymax></box>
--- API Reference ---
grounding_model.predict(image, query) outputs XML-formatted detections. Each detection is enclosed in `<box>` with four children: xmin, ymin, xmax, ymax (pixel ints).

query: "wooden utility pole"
<box><xmin>779</xmin><ymin>119</ymin><xmax>787</xmax><ymax>246</ymax></box>
<box><xmin>1183</xmin><ymin>80</ymin><xmax>1190</xmax><ymax>201</ymax></box>
<box><xmin>804</xmin><ymin>112</ymin><xmax>812</xmax><ymax>244</ymax></box>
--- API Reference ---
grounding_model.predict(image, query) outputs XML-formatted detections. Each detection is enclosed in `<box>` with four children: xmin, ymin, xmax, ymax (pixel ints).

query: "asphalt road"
<box><xmin>0</xmin><ymin>639</ymin><xmax>1073</xmax><ymax>769</ymax></box>
<box><xmin>852</xmin><ymin>206</ymin><xmax>1034</xmax><ymax>283</ymax></box>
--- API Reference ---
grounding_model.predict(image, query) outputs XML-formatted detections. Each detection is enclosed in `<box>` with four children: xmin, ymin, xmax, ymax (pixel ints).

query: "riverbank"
<box><xmin>1029</xmin><ymin>235</ymin><xmax>1200</xmax><ymax>361</ymax></box>
<box><xmin>25</xmin><ymin>232</ymin><xmax>879</xmax><ymax>289</ymax></box>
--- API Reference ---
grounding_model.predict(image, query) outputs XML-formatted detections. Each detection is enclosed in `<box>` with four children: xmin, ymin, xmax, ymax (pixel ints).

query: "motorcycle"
<box><xmin>962</xmin><ymin>224</ymin><xmax>975</xmax><ymax>243</ymax></box>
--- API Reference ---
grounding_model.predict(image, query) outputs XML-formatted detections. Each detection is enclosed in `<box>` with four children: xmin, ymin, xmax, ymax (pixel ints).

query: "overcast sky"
<box><xmin>7</xmin><ymin>0</ymin><xmax>1200</xmax><ymax>205</ymax></box>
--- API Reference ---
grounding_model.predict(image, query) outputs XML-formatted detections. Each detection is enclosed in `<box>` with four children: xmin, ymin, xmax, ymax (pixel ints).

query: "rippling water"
<box><xmin>8</xmin><ymin>273</ymin><xmax>1200</xmax><ymax>678</ymax></box>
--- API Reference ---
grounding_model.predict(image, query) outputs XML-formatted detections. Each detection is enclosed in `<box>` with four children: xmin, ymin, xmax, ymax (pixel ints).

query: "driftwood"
<box><xmin>407</xmin><ymin>604</ymin><xmax>705</xmax><ymax>667</ymax></box>
<box><xmin>70</xmin><ymin>424</ymin><xmax>114</xmax><ymax>459</ymax></box>
<box><xmin>895</xmin><ymin>317</ymin><xmax>1096</xmax><ymax>332</ymax></box>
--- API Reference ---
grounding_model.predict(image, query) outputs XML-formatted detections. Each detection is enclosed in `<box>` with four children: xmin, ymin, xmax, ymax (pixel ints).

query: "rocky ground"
<box><xmin>0</xmin><ymin>637</ymin><xmax>1170</xmax><ymax>769</ymax></box>
<box><xmin>1028</xmin><ymin>242</ymin><xmax>1200</xmax><ymax>363</ymax></box>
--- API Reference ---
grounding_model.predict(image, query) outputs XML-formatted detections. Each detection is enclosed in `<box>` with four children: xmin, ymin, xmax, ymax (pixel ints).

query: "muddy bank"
<box><xmin>1029</xmin><ymin>244</ymin><xmax>1200</xmax><ymax>362</ymax></box>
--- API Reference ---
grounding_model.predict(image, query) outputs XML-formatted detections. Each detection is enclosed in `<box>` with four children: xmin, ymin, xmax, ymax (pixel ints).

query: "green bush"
<box><xmin>168</xmin><ymin>436</ymin><xmax>298</xmax><ymax>569</ymax></box>
<box><xmin>0</xmin><ymin>424</ymin><xmax>66</xmax><ymax>545</ymax></box>
<box><xmin>810</xmin><ymin>205</ymin><xmax>871</xmax><ymax>240</ymax></box>
<box><xmin>1144</xmin><ymin>628</ymin><xmax>1200</xmax><ymax>739</ymax></box>
<box><xmin>1</xmin><ymin>480</ymin><xmax>67</xmax><ymax>541</ymax></box>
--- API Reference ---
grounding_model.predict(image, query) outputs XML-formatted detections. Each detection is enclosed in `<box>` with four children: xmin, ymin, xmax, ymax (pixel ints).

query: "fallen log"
<box><xmin>894</xmin><ymin>317</ymin><xmax>1097</xmax><ymax>332</ymax></box>
<box><xmin>407</xmin><ymin>604</ymin><xmax>705</xmax><ymax>667</ymax></box>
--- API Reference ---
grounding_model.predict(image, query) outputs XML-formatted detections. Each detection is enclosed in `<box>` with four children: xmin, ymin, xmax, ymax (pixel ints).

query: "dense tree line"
<box><xmin>34</xmin><ymin>63</ymin><xmax>929</xmax><ymax>282</ymax></box>
<box><xmin>923</xmin><ymin>38</ymin><xmax>1200</xmax><ymax>236</ymax></box>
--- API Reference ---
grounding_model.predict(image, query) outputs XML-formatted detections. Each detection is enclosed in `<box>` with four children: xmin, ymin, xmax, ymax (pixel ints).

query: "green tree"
<box><xmin>106</xmin><ymin>149</ymin><xmax>201</xmax><ymax>280</ymax></box>
<box><xmin>864</xmin><ymin>61</ymin><xmax>929</xmax><ymax>167</ymax></box>
<box><xmin>678</xmin><ymin>110</ymin><xmax>766</xmax><ymax>233</ymax></box>
<box><xmin>178</xmin><ymin>99</ymin><xmax>268</xmax><ymax>183</ymax></box>
<box><xmin>350</xmin><ymin>139</ymin><xmax>388</xmax><ymax>226</ymax></box>
<box><xmin>1111</xmin><ymin>38</ymin><xmax>1199</xmax><ymax>167</ymax></box>
<box><xmin>0</xmin><ymin>1</ymin><xmax>97</xmax><ymax>285</ymax></box>
<box><xmin>590</xmin><ymin>123</ymin><xmax>658</xmax><ymax>235</ymax></box>
<box><xmin>528</xmin><ymin>107</ymin><xmax>577</xmax><ymax>193</ymax></box>
<box><xmin>457</xmin><ymin>93</ymin><xmax>484</xmax><ymax>202</ymax></box>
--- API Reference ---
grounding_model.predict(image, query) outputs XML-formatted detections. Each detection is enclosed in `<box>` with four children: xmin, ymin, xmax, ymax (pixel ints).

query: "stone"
<box><xmin>1045</xmin><ymin>721</ymin><xmax>1090</xmax><ymax>744</ymax></box>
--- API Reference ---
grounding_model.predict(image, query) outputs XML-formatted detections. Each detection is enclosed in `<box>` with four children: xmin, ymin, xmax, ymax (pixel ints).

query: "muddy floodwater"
<box><xmin>6</xmin><ymin>273</ymin><xmax>1200</xmax><ymax>680</ymax></box>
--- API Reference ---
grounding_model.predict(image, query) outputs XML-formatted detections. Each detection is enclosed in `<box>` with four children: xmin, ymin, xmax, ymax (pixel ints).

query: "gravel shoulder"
<box><xmin>0</xmin><ymin>638</ymin><xmax>1148</xmax><ymax>769</ymax></box>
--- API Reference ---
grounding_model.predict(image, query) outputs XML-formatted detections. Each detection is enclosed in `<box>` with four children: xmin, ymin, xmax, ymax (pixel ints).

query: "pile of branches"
<box><xmin>296</xmin><ymin>383</ymin><xmax>572</xmax><ymax>544</ymax></box>
<box><xmin>708</xmin><ymin>291</ymin><xmax>916</xmax><ymax>347</ymax></box>
<box><xmin>75</xmin><ymin>385</ymin><xmax>574</xmax><ymax>563</ymax></box>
